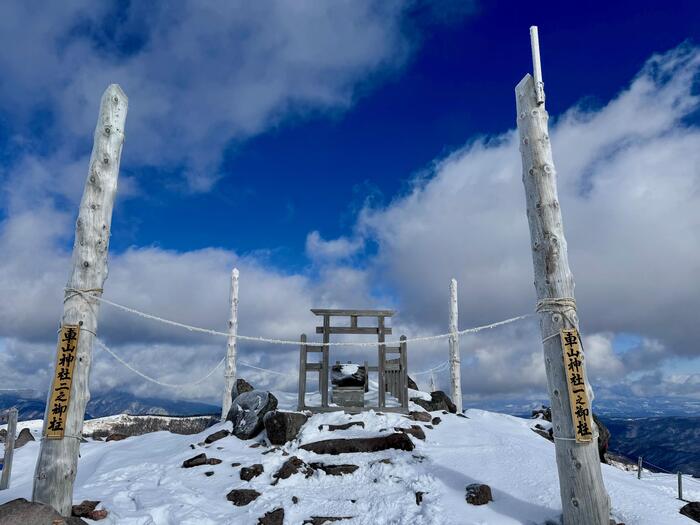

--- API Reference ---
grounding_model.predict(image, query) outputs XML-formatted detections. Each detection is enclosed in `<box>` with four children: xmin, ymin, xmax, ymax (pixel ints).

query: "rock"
<box><xmin>182</xmin><ymin>453</ymin><xmax>208</xmax><ymax>468</ymax></box>
<box><xmin>292</xmin><ymin>496</ymin><xmax>299</xmax><ymax>504</ymax></box>
<box><xmin>303</xmin><ymin>517</ymin><xmax>353</xmax><ymax>524</ymax></box>
<box><xmin>13</xmin><ymin>428</ymin><xmax>35</xmax><ymax>449</ymax></box>
<box><xmin>408</xmin><ymin>411</ymin><xmax>432</xmax><ymax>422</ymax></box>
<box><xmin>465</xmin><ymin>483</ymin><xmax>493</xmax><ymax>505</ymax></box>
<box><xmin>204</xmin><ymin>429</ymin><xmax>229</xmax><ymax>444</ymax></box>
<box><xmin>105</xmin><ymin>433</ymin><xmax>128</xmax><ymax>442</ymax></box>
<box><xmin>227</xmin><ymin>489</ymin><xmax>261</xmax><ymax>506</ymax></box>
<box><xmin>407</xmin><ymin>376</ymin><xmax>418</xmax><ymax>390</ymax></box>
<box><xmin>258</xmin><ymin>508</ymin><xmax>284</xmax><ymax>525</ymax></box>
<box><xmin>264</xmin><ymin>410</ymin><xmax>308</xmax><ymax>445</ymax></box>
<box><xmin>415</xmin><ymin>492</ymin><xmax>424</xmax><ymax>505</ymax></box>
<box><xmin>204</xmin><ymin>471</ymin><xmax>214</xmax><ymax>476</ymax></box>
<box><xmin>0</xmin><ymin>429</ymin><xmax>5</xmax><ymax>443</ymax></box>
<box><xmin>240</xmin><ymin>464</ymin><xmax>264</xmax><ymax>481</ymax></box>
<box><xmin>273</xmin><ymin>456</ymin><xmax>315</xmax><ymax>483</ymax></box>
<box><xmin>227</xmin><ymin>390</ymin><xmax>278</xmax><ymax>440</ymax></box>
<box><xmin>395</xmin><ymin>425</ymin><xmax>425</xmax><ymax>441</ymax></box>
<box><xmin>331</xmin><ymin>363</ymin><xmax>366</xmax><ymax>387</ymax></box>
<box><xmin>89</xmin><ymin>415</ymin><xmax>218</xmax><ymax>440</ymax></box>
<box><xmin>431</xmin><ymin>417</ymin><xmax>441</xmax><ymax>426</ymax></box>
<box><xmin>207</xmin><ymin>457</ymin><xmax>222</xmax><ymax>465</ymax></box>
<box><xmin>231</xmin><ymin>462</ymin><xmax>241</xmax><ymax>467</ymax></box>
<box><xmin>456</xmin><ymin>413</ymin><xmax>468</xmax><ymax>418</ymax></box>
<box><xmin>0</xmin><ymin>498</ymin><xmax>88</xmax><ymax>524</ymax></box>
<box><xmin>309</xmin><ymin>463</ymin><xmax>359</xmax><ymax>476</ymax></box>
<box><xmin>532</xmin><ymin>424</ymin><xmax>554</xmax><ymax>442</ymax></box>
<box><xmin>300</xmin><ymin>433</ymin><xmax>415</xmax><ymax>455</ymax></box>
<box><xmin>531</xmin><ymin>406</ymin><xmax>552</xmax><ymax>421</ymax></box>
<box><xmin>424</xmin><ymin>424</ymin><xmax>433</xmax><ymax>430</ymax></box>
<box><xmin>233</xmin><ymin>378</ymin><xmax>255</xmax><ymax>398</ymax></box>
<box><xmin>72</xmin><ymin>500</ymin><xmax>108</xmax><ymax>521</ymax></box>
<box><xmin>318</xmin><ymin>421</ymin><xmax>365</xmax><ymax>432</ymax></box>
<box><xmin>593</xmin><ymin>413</ymin><xmax>611</xmax><ymax>463</ymax></box>
<box><xmin>262</xmin><ymin>447</ymin><xmax>281</xmax><ymax>455</ymax></box>
<box><xmin>680</xmin><ymin>502</ymin><xmax>700</xmax><ymax>522</ymax></box>
<box><xmin>410</xmin><ymin>391</ymin><xmax>456</xmax><ymax>413</ymax></box>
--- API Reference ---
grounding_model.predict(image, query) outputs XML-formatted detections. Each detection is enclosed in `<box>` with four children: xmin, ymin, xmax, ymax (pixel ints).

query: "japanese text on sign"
<box><xmin>45</xmin><ymin>325</ymin><xmax>80</xmax><ymax>439</ymax></box>
<box><xmin>560</xmin><ymin>329</ymin><xmax>594</xmax><ymax>443</ymax></box>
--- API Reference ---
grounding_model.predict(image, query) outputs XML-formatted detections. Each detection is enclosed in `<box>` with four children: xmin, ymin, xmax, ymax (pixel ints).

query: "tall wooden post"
<box><xmin>516</xmin><ymin>27</ymin><xmax>610</xmax><ymax>524</ymax></box>
<box><xmin>221</xmin><ymin>267</ymin><xmax>239</xmax><ymax>420</ymax></box>
<box><xmin>0</xmin><ymin>408</ymin><xmax>18</xmax><ymax>490</ymax></box>
<box><xmin>33</xmin><ymin>84</ymin><xmax>128</xmax><ymax>516</ymax></box>
<box><xmin>448</xmin><ymin>278</ymin><xmax>462</xmax><ymax>413</ymax></box>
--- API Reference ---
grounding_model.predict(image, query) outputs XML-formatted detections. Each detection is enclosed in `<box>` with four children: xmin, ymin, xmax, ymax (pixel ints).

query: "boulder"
<box><xmin>309</xmin><ymin>463</ymin><xmax>359</xmax><ymax>476</ymax></box>
<box><xmin>264</xmin><ymin>410</ymin><xmax>308</xmax><ymax>445</ymax></box>
<box><xmin>593</xmin><ymin>413</ymin><xmax>611</xmax><ymax>462</ymax></box>
<box><xmin>407</xmin><ymin>376</ymin><xmax>418</xmax><ymax>390</ymax></box>
<box><xmin>258</xmin><ymin>508</ymin><xmax>284</xmax><ymax>525</ymax></box>
<box><xmin>415</xmin><ymin>492</ymin><xmax>424</xmax><ymax>505</ymax></box>
<box><xmin>318</xmin><ymin>421</ymin><xmax>365</xmax><ymax>432</ymax></box>
<box><xmin>240</xmin><ymin>464</ymin><xmax>264</xmax><ymax>481</ymax></box>
<box><xmin>204</xmin><ymin>429</ymin><xmax>229</xmax><ymax>444</ymax></box>
<box><xmin>207</xmin><ymin>457</ymin><xmax>222</xmax><ymax>465</ymax></box>
<box><xmin>680</xmin><ymin>502</ymin><xmax>700</xmax><ymax>522</ymax></box>
<box><xmin>14</xmin><ymin>428</ymin><xmax>35</xmax><ymax>449</ymax></box>
<box><xmin>408</xmin><ymin>411</ymin><xmax>431</xmax><ymax>422</ymax></box>
<box><xmin>0</xmin><ymin>498</ymin><xmax>88</xmax><ymax>524</ymax></box>
<box><xmin>72</xmin><ymin>500</ymin><xmax>108</xmax><ymax>521</ymax></box>
<box><xmin>227</xmin><ymin>488</ymin><xmax>261</xmax><ymax>506</ymax></box>
<box><xmin>395</xmin><ymin>425</ymin><xmax>425</xmax><ymax>441</ymax></box>
<box><xmin>531</xmin><ymin>406</ymin><xmax>552</xmax><ymax>421</ymax></box>
<box><xmin>300</xmin><ymin>433</ymin><xmax>414</xmax><ymax>455</ymax></box>
<box><xmin>233</xmin><ymin>378</ymin><xmax>255</xmax><ymax>399</ymax></box>
<box><xmin>105</xmin><ymin>433</ymin><xmax>128</xmax><ymax>442</ymax></box>
<box><xmin>182</xmin><ymin>453</ymin><xmax>208</xmax><ymax>468</ymax></box>
<box><xmin>531</xmin><ymin>423</ymin><xmax>553</xmax><ymax>442</ymax></box>
<box><xmin>331</xmin><ymin>363</ymin><xmax>366</xmax><ymax>387</ymax></box>
<box><xmin>465</xmin><ymin>484</ymin><xmax>493</xmax><ymax>505</ymax></box>
<box><xmin>227</xmin><ymin>390</ymin><xmax>278</xmax><ymax>440</ymax></box>
<box><xmin>410</xmin><ymin>391</ymin><xmax>456</xmax><ymax>413</ymax></box>
<box><xmin>0</xmin><ymin>429</ymin><xmax>6</xmax><ymax>443</ymax></box>
<box><xmin>431</xmin><ymin>417</ymin><xmax>441</xmax><ymax>426</ymax></box>
<box><xmin>273</xmin><ymin>456</ymin><xmax>315</xmax><ymax>483</ymax></box>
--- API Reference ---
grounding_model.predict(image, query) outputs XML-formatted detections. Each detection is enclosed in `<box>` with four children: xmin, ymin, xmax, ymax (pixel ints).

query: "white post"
<box><xmin>0</xmin><ymin>408</ymin><xmax>18</xmax><ymax>490</ymax></box>
<box><xmin>429</xmin><ymin>371</ymin><xmax>436</xmax><ymax>393</ymax></box>
<box><xmin>449</xmin><ymin>278</ymin><xmax>462</xmax><ymax>413</ymax></box>
<box><xmin>33</xmin><ymin>85</ymin><xmax>128</xmax><ymax>516</ymax></box>
<box><xmin>516</xmin><ymin>28</ymin><xmax>610</xmax><ymax>525</ymax></box>
<box><xmin>221</xmin><ymin>267</ymin><xmax>239</xmax><ymax>419</ymax></box>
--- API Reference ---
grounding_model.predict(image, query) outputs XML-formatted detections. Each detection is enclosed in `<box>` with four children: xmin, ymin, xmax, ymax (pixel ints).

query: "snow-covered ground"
<box><xmin>1</xmin><ymin>395</ymin><xmax>697</xmax><ymax>524</ymax></box>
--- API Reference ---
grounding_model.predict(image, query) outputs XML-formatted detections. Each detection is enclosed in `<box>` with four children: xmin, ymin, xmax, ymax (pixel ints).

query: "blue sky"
<box><xmin>0</xmin><ymin>0</ymin><xmax>699</xmax><ymax>411</ymax></box>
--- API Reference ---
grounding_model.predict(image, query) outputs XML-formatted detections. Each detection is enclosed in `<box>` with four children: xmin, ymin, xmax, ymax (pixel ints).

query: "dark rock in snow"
<box><xmin>331</xmin><ymin>363</ymin><xmax>366</xmax><ymax>387</ymax></box>
<box><xmin>292</xmin><ymin>496</ymin><xmax>299</xmax><ymax>504</ymax></box>
<box><xmin>233</xmin><ymin>378</ymin><xmax>255</xmax><ymax>399</ymax></box>
<box><xmin>319</xmin><ymin>421</ymin><xmax>365</xmax><ymax>432</ymax></box>
<box><xmin>303</xmin><ymin>517</ymin><xmax>353</xmax><ymax>524</ymax></box>
<box><xmin>395</xmin><ymin>425</ymin><xmax>426</xmax><ymax>441</ymax></box>
<box><xmin>258</xmin><ymin>507</ymin><xmax>284</xmax><ymax>524</ymax></box>
<box><xmin>300</xmin><ymin>433</ymin><xmax>414</xmax><ymax>455</ymax></box>
<box><xmin>408</xmin><ymin>411</ymin><xmax>432</xmax><ymax>422</ymax></box>
<box><xmin>680</xmin><ymin>502</ymin><xmax>700</xmax><ymax>522</ymax></box>
<box><xmin>531</xmin><ymin>406</ymin><xmax>552</xmax><ymax>422</ymax></box>
<box><xmin>72</xmin><ymin>500</ymin><xmax>108</xmax><ymax>521</ymax></box>
<box><xmin>465</xmin><ymin>483</ymin><xmax>493</xmax><ymax>505</ymax></box>
<box><xmin>309</xmin><ymin>463</ymin><xmax>359</xmax><ymax>476</ymax></box>
<box><xmin>105</xmin><ymin>433</ymin><xmax>128</xmax><ymax>442</ymax></box>
<box><xmin>264</xmin><ymin>410</ymin><xmax>308</xmax><ymax>445</ymax></box>
<box><xmin>456</xmin><ymin>413</ymin><xmax>468</xmax><ymax>418</ymax></box>
<box><xmin>204</xmin><ymin>471</ymin><xmax>214</xmax><ymax>476</ymax></box>
<box><xmin>227</xmin><ymin>390</ymin><xmax>278</xmax><ymax>440</ymax></box>
<box><xmin>13</xmin><ymin>428</ymin><xmax>35</xmax><ymax>448</ymax></box>
<box><xmin>182</xmin><ymin>453</ymin><xmax>208</xmax><ymax>468</ymax></box>
<box><xmin>415</xmin><ymin>491</ymin><xmax>424</xmax><ymax>505</ymax></box>
<box><xmin>227</xmin><ymin>488</ymin><xmax>261</xmax><ymax>506</ymax></box>
<box><xmin>593</xmin><ymin>413</ymin><xmax>611</xmax><ymax>462</ymax></box>
<box><xmin>532</xmin><ymin>423</ymin><xmax>554</xmax><ymax>442</ymax></box>
<box><xmin>273</xmin><ymin>456</ymin><xmax>315</xmax><ymax>483</ymax></box>
<box><xmin>0</xmin><ymin>498</ymin><xmax>88</xmax><ymax>524</ymax></box>
<box><xmin>0</xmin><ymin>429</ymin><xmax>5</xmax><ymax>443</ymax></box>
<box><xmin>424</xmin><ymin>424</ymin><xmax>433</xmax><ymax>430</ymax></box>
<box><xmin>240</xmin><ymin>463</ymin><xmax>264</xmax><ymax>481</ymax></box>
<box><xmin>407</xmin><ymin>376</ymin><xmax>419</xmax><ymax>390</ymax></box>
<box><xmin>204</xmin><ymin>429</ymin><xmax>229</xmax><ymax>444</ymax></box>
<box><xmin>231</xmin><ymin>462</ymin><xmax>241</xmax><ymax>467</ymax></box>
<box><xmin>207</xmin><ymin>457</ymin><xmax>222</xmax><ymax>465</ymax></box>
<box><xmin>410</xmin><ymin>391</ymin><xmax>456</xmax><ymax>413</ymax></box>
<box><xmin>431</xmin><ymin>417</ymin><xmax>441</xmax><ymax>426</ymax></box>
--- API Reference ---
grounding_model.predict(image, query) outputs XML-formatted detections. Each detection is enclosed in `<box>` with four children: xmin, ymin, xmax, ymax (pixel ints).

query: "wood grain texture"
<box><xmin>516</xmin><ymin>73</ymin><xmax>610</xmax><ymax>525</ymax></box>
<box><xmin>221</xmin><ymin>268</ymin><xmax>239</xmax><ymax>420</ymax></box>
<box><xmin>0</xmin><ymin>408</ymin><xmax>17</xmax><ymax>490</ymax></box>
<box><xmin>448</xmin><ymin>278</ymin><xmax>462</xmax><ymax>413</ymax></box>
<box><xmin>32</xmin><ymin>84</ymin><xmax>128</xmax><ymax>516</ymax></box>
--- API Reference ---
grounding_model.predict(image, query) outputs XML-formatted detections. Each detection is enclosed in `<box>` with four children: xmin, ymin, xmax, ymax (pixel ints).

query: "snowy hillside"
<box><xmin>1</xmin><ymin>394</ymin><xmax>697</xmax><ymax>524</ymax></box>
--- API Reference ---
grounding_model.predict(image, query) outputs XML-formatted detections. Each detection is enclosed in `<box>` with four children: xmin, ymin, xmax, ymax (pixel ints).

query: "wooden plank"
<box><xmin>304</xmin><ymin>346</ymin><xmax>325</xmax><ymax>352</ymax></box>
<box><xmin>306</xmin><ymin>363</ymin><xmax>323</xmax><ymax>371</ymax></box>
<box><xmin>400</xmin><ymin>336</ymin><xmax>408</xmax><ymax>410</ymax></box>
<box><xmin>0</xmin><ymin>408</ymin><xmax>17</xmax><ymax>490</ymax></box>
<box><xmin>321</xmin><ymin>316</ymin><xmax>329</xmax><ymax>408</ymax></box>
<box><xmin>351</xmin><ymin>315</ymin><xmax>358</xmax><ymax>328</ymax></box>
<box><xmin>45</xmin><ymin>325</ymin><xmax>81</xmax><ymax>440</ymax></box>
<box><xmin>378</xmin><ymin>317</ymin><xmax>386</xmax><ymax>408</ymax></box>
<box><xmin>311</xmin><ymin>309</ymin><xmax>395</xmax><ymax>317</ymax></box>
<box><xmin>385</xmin><ymin>347</ymin><xmax>401</xmax><ymax>353</ymax></box>
<box><xmin>315</xmin><ymin>326</ymin><xmax>393</xmax><ymax>335</ymax></box>
<box><xmin>560</xmin><ymin>329</ymin><xmax>593</xmax><ymax>443</ymax></box>
<box><xmin>305</xmin><ymin>406</ymin><xmax>408</xmax><ymax>414</ymax></box>
<box><xmin>297</xmin><ymin>334</ymin><xmax>307</xmax><ymax>411</ymax></box>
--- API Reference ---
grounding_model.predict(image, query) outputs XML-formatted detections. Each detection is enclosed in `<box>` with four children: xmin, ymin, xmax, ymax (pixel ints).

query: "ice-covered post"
<box><xmin>516</xmin><ymin>27</ymin><xmax>610</xmax><ymax>524</ymax></box>
<box><xmin>0</xmin><ymin>408</ymin><xmax>18</xmax><ymax>490</ymax></box>
<box><xmin>221</xmin><ymin>267</ymin><xmax>239</xmax><ymax>419</ymax></box>
<box><xmin>33</xmin><ymin>84</ymin><xmax>128</xmax><ymax>516</ymax></box>
<box><xmin>448</xmin><ymin>278</ymin><xmax>462</xmax><ymax>413</ymax></box>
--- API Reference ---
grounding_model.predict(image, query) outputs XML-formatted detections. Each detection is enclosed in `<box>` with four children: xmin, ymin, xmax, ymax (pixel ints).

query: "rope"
<box><xmin>66</xmin><ymin>288</ymin><xmax>532</xmax><ymax>347</ymax></box>
<box><xmin>552</xmin><ymin>432</ymin><xmax>599</xmax><ymax>442</ymax></box>
<box><xmin>94</xmin><ymin>338</ymin><xmax>226</xmax><ymax>388</ymax></box>
<box><xmin>411</xmin><ymin>360</ymin><xmax>450</xmax><ymax>376</ymax></box>
<box><xmin>640</xmin><ymin>458</ymin><xmax>700</xmax><ymax>485</ymax></box>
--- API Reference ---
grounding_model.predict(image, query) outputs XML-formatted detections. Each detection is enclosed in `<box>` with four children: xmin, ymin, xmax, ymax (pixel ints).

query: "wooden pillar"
<box><xmin>33</xmin><ymin>84</ymin><xmax>128</xmax><ymax>516</ymax></box>
<box><xmin>0</xmin><ymin>408</ymin><xmax>17</xmax><ymax>490</ymax></box>
<box><xmin>400</xmin><ymin>335</ymin><xmax>408</xmax><ymax>410</ymax></box>
<box><xmin>221</xmin><ymin>267</ymin><xmax>239</xmax><ymax>420</ymax></box>
<box><xmin>298</xmin><ymin>334</ymin><xmax>307</xmax><ymax>410</ymax></box>
<box><xmin>321</xmin><ymin>316</ymin><xmax>330</xmax><ymax>408</ymax></box>
<box><xmin>449</xmin><ymin>278</ymin><xmax>462</xmax><ymax>413</ymax></box>
<box><xmin>377</xmin><ymin>316</ymin><xmax>386</xmax><ymax>408</ymax></box>
<box><xmin>516</xmin><ymin>27</ymin><xmax>610</xmax><ymax>525</ymax></box>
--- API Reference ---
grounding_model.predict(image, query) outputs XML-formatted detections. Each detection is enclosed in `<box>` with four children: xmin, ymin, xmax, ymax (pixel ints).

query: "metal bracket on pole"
<box><xmin>530</xmin><ymin>26</ymin><xmax>546</xmax><ymax>105</ymax></box>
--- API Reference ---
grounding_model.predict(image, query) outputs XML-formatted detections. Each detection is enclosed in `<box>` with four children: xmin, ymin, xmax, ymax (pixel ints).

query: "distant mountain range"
<box><xmin>0</xmin><ymin>391</ymin><xmax>219</xmax><ymax>421</ymax></box>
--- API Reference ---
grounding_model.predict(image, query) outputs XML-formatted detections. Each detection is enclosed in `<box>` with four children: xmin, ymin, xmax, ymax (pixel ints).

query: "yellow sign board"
<box><xmin>560</xmin><ymin>329</ymin><xmax>594</xmax><ymax>443</ymax></box>
<box><xmin>45</xmin><ymin>325</ymin><xmax>80</xmax><ymax>439</ymax></box>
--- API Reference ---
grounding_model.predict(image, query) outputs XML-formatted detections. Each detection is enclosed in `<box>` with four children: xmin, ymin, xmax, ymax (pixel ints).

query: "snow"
<box><xmin>339</xmin><ymin>364</ymin><xmax>359</xmax><ymax>376</ymax></box>
<box><xmin>2</xmin><ymin>400</ymin><xmax>697</xmax><ymax>524</ymax></box>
